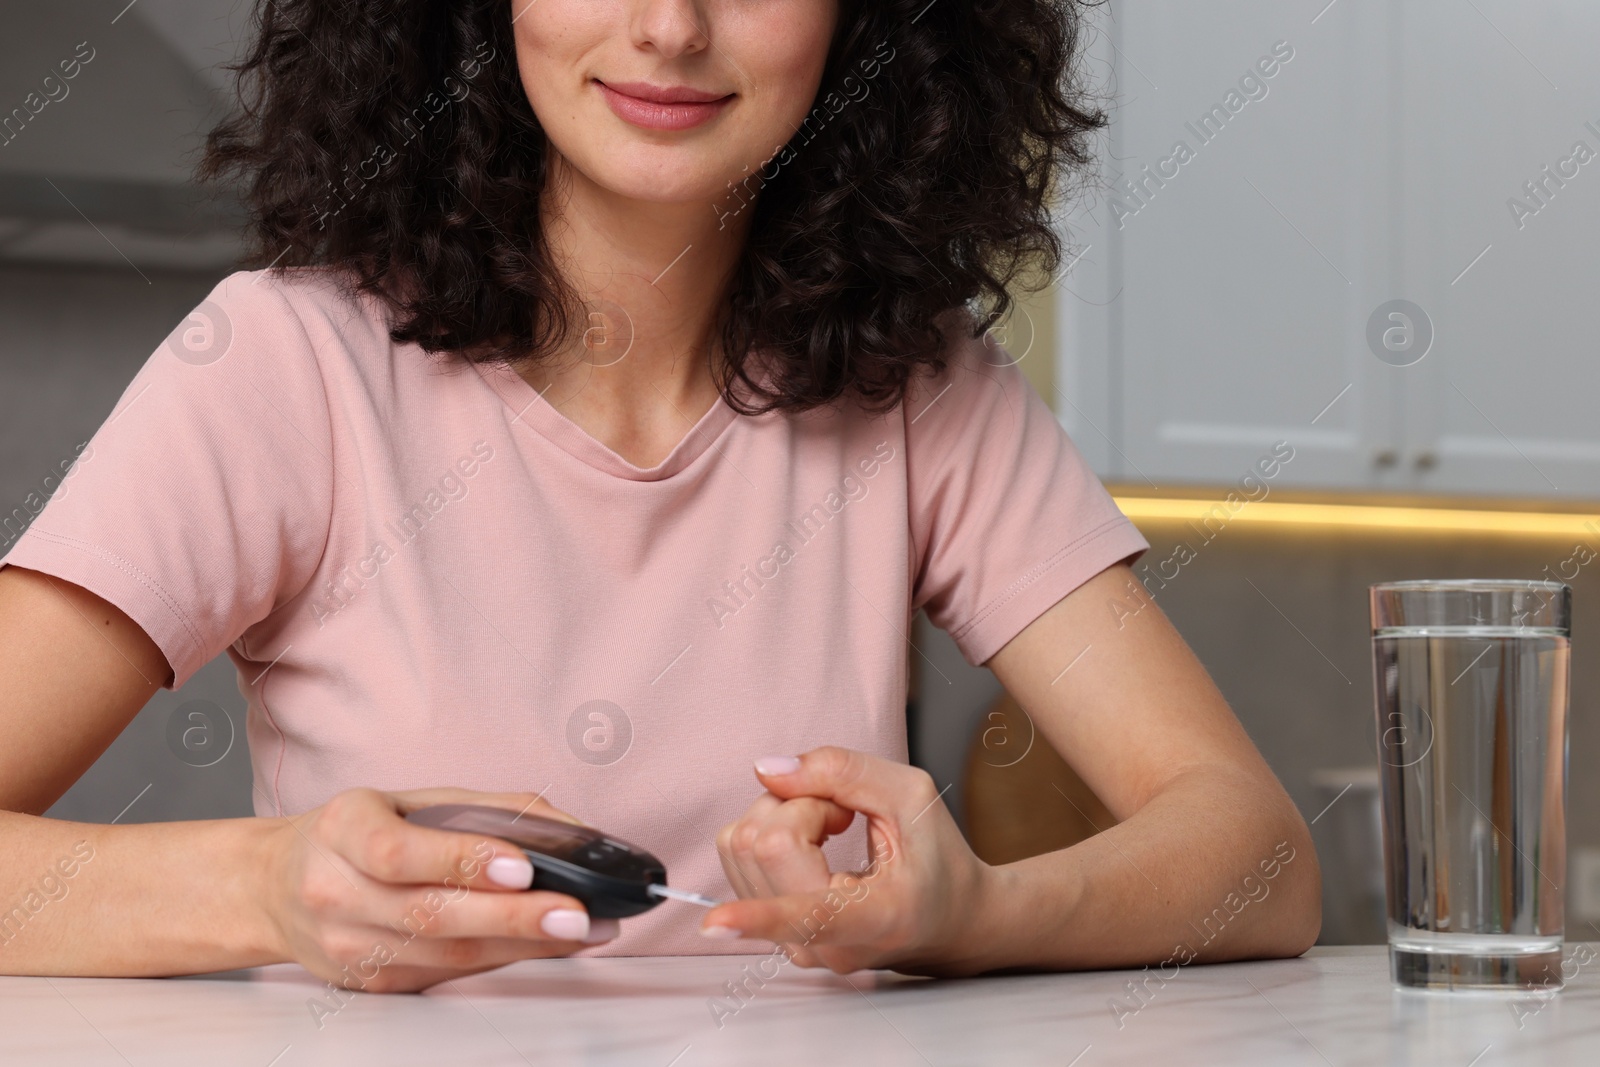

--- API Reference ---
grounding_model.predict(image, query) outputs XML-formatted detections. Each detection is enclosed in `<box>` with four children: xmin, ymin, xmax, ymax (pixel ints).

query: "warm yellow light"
<box><xmin>1112</xmin><ymin>496</ymin><xmax>1600</xmax><ymax>539</ymax></box>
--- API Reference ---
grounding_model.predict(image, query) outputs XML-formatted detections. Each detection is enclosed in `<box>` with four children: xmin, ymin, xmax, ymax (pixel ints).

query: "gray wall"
<box><xmin>0</xmin><ymin>262</ymin><xmax>255</xmax><ymax>824</ymax></box>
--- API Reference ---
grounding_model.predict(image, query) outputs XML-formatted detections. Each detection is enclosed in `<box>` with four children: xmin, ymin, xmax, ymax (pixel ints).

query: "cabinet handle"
<box><xmin>1414</xmin><ymin>452</ymin><xmax>1439</xmax><ymax>470</ymax></box>
<box><xmin>1374</xmin><ymin>449</ymin><xmax>1399</xmax><ymax>467</ymax></box>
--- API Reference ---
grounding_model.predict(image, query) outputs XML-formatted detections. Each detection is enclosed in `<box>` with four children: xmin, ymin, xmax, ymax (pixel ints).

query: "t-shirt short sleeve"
<box><xmin>906</xmin><ymin>324</ymin><xmax>1149</xmax><ymax>666</ymax></box>
<box><xmin>0</xmin><ymin>271</ymin><xmax>336</xmax><ymax>689</ymax></box>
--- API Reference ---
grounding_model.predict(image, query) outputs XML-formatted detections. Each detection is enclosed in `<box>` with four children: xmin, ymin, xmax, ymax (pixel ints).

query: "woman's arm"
<box><xmin>0</xmin><ymin>566</ymin><xmax>616</xmax><ymax>989</ymax></box>
<box><xmin>704</xmin><ymin>561</ymin><xmax>1320</xmax><ymax>974</ymax></box>
<box><xmin>0</xmin><ymin>565</ymin><xmax>284</xmax><ymax>975</ymax></box>
<box><xmin>971</xmin><ymin>559</ymin><xmax>1321</xmax><ymax>970</ymax></box>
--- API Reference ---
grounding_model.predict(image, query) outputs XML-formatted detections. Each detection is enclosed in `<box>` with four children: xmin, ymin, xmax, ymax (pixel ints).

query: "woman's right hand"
<box><xmin>260</xmin><ymin>786</ymin><xmax>614</xmax><ymax>993</ymax></box>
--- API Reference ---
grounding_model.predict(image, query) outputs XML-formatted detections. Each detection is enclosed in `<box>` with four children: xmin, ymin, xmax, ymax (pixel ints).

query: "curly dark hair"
<box><xmin>200</xmin><ymin>0</ymin><xmax>1106</xmax><ymax>416</ymax></box>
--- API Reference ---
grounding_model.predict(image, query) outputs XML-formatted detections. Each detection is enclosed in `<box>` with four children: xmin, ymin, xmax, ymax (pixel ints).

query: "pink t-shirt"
<box><xmin>2</xmin><ymin>268</ymin><xmax>1147</xmax><ymax>955</ymax></box>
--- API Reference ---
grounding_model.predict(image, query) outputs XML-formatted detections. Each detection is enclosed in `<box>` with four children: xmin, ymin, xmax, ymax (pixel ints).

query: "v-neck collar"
<box><xmin>472</xmin><ymin>355</ymin><xmax>768</xmax><ymax>482</ymax></box>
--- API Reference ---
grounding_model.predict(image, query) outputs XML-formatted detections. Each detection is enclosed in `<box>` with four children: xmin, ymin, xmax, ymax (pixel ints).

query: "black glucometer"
<box><xmin>405</xmin><ymin>803</ymin><xmax>718</xmax><ymax>919</ymax></box>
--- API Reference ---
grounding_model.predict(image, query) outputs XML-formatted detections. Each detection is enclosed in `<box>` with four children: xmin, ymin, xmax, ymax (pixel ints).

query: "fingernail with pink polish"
<box><xmin>541</xmin><ymin>908</ymin><xmax>590</xmax><ymax>941</ymax></box>
<box><xmin>487</xmin><ymin>855</ymin><xmax>534</xmax><ymax>889</ymax></box>
<box><xmin>700</xmin><ymin>925</ymin><xmax>743</xmax><ymax>940</ymax></box>
<box><xmin>754</xmin><ymin>755</ymin><xmax>801</xmax><ymax>776</ymax></box>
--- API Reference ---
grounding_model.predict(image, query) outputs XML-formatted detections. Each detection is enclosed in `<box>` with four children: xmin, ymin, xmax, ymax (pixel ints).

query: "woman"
<box><xmin>0</xmin><ymin>0</ymin><xmax>1318</xmax><ymax>991</ymax></box>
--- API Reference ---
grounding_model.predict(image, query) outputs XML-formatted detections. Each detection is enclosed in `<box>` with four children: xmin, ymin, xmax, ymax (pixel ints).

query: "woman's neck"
<box><xmin>519</xmin><ymin>154</ymin><xmax>755</xmax><ymax>465</ymax></box>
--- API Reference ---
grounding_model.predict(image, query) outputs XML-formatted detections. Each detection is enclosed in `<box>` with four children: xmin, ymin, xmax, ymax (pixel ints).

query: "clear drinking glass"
<box><xmin>1371</xmin><ymin>580</ymin><xmax>1570</xmax><ymax>992</ymax></box>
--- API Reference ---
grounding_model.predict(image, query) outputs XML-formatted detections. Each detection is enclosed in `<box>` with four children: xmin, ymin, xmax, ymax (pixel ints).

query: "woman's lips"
<box><xmin>596</xmin><ymin>80</ymin><xmax>733</xmax><ymax>132</ymax></box>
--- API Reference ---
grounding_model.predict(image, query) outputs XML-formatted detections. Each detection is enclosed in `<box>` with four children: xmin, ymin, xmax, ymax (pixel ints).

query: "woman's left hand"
<box><xmin>708</xmin><ymin>746</ymin><xmax>998</xmax><ymax>976</ymax></box>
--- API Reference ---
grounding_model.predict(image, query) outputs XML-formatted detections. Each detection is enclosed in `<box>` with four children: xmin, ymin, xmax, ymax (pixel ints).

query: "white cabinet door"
<box><xmin>1065</xmin><ymin>1</ymin><xmax>1600</xmax><ymax>499</ymax></box>
<box><xmin>1101</xmin><ymin>1</ymin><xmax>1400</xmax><ymax>491</ymax></box>
<box><xmin>1395</xmin><ymin>0</ymin><xmax>1600</xmax><ymax>499</ymax></box>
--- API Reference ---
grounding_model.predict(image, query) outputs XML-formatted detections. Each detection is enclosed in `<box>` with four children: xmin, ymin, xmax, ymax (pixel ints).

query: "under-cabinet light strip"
<box><xmin>1111</xmin><ymin>496</ymin><xmax>1600</xmax><ymax>539</ymax></box>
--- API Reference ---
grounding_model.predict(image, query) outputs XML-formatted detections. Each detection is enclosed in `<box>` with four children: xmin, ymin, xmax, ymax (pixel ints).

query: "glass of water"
<box><xmin>1371</xmin><ymin>579</ymin><xmax>1570</xmax><ymax>992</ymax></box>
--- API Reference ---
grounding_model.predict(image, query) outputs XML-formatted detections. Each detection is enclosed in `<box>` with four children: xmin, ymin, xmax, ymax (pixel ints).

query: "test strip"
<box><xmin>647</xmin><ymin>884</ymin><xmax>722</xmax><ymax>908</ymax></box>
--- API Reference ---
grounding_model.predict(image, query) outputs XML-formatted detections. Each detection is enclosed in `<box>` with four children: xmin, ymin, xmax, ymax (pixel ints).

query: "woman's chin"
<box><xmin>580</xmin><ymin>166</ymin><xmax>745</xmax><ymax>212</ymax></box>
<box><xmin>548</xmin><ymin>136</ymin><xmax>751</xmax><ymax>208</ymax></box>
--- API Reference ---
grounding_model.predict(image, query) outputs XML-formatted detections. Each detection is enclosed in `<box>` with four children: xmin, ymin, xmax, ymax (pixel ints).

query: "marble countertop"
<box><xmin>2</xmin><ymin>945</ymin><xmax>1596</xmax><ymax>1066</ymax></box>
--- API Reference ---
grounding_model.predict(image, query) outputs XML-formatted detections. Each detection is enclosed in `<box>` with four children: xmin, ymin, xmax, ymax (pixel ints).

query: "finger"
<box><xmin>331</xmin><ymin>927</ymin><xmax>617</xmax><ymax>985</ymax></box>
<box><xmin>313</xmin><ymin>789</ymin><xmax>539</xmax><ymax>891</ymax></box>
<box><xmin>741</xmin><ymin>797</ymin><xmax>854</xmax><ymax>895</ymax></box>
<box><xmin>717</xmin><ymin>841</ymin><xmax>765</xmax><ymax>900</ymax></box>
<box><xmin>752</xmin><ymin>747</ymin><xmax>942</xmax><ymax>824</ymax></box>
<box><xmin>318</xmin><ymin>959</ymin><xmax>549</xmax><ymax>995</ymax></box>
<box><xmin>702</xmin><ymin>878</ymin><xmax>889</xmax><ymax>949</ymax></box>
<box><xmin>372</xmin><ymin>884</ymin><xmax>622</xmax><ymax>944</ymax></box>
<box><xmin>355</xmin><ymin>941</ymin><xmax>615</xmax><ymax>994</ymax></box>
<box><xmin>387</xmin><ymin>787</ymin><xmax>583</xmax><ymax>826</ymax></box>
<box><xmin>317</xmin><ymin>962</ymin><xmax>456</xmax><ymax>994</ymax></box>
<box><xmin>718</xmin><ymin>795</ymin><xmax>786</xmax><ymax>898</ymax></box>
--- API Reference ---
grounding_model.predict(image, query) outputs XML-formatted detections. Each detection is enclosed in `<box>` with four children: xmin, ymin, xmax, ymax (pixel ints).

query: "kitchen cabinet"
<box><xmin>1057</xmin><ymin>0</ymin><xmax>1600</xmax><ymax>499</ymax></box>
<box><xmin>1395</xmin><ymin>1</ymin><xmax>1600</xmax><ymax>498</ymax></box>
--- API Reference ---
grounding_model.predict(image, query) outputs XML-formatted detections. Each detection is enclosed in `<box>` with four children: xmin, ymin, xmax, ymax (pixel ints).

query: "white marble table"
<box><xmin>3</xmin><ymin>945</ymin><xmax>1597</xmax><ymax>1066</ymax></box>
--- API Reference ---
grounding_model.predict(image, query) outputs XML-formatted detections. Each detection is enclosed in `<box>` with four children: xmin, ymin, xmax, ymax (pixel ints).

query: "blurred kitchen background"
<box><xmin>4</xmin><ymin>1</ymin><xmax>1600</xmax><ymax>945</ymax></box>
